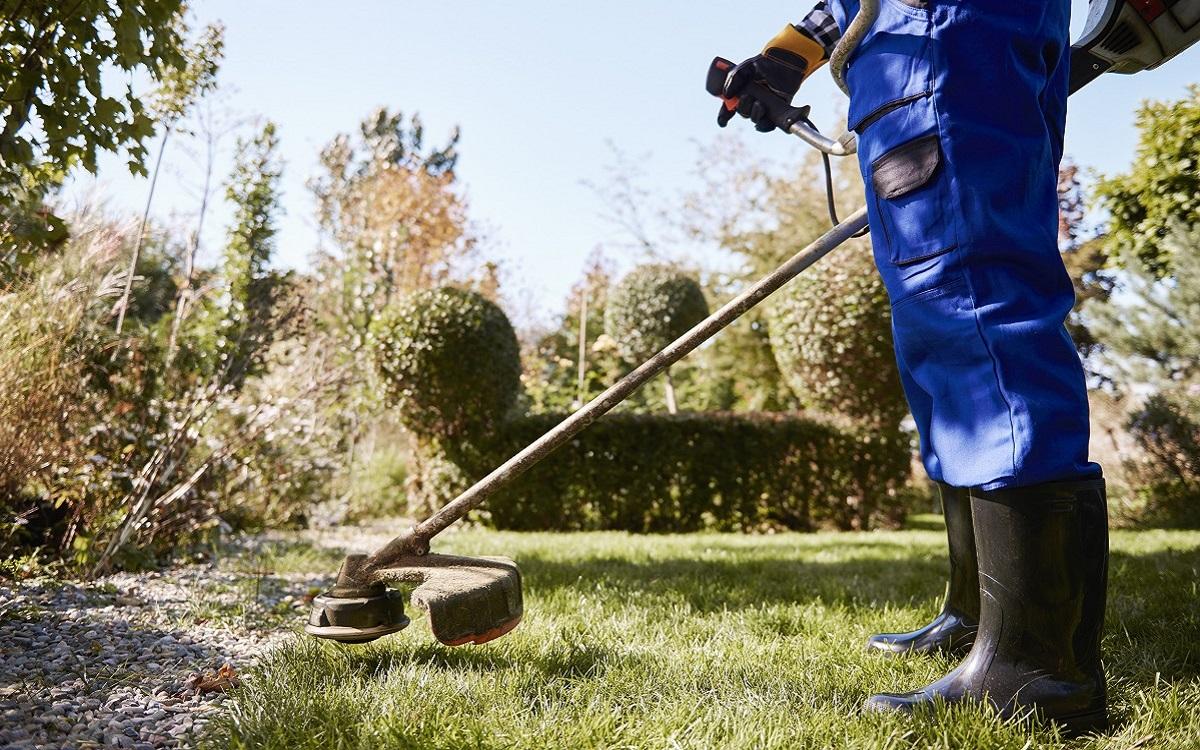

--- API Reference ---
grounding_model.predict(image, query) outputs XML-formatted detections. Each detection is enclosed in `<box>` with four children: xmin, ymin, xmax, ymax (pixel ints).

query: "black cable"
<box><xmin>820</xmin><ymin>148</ymin><xmax>840</xmax><ymax>225</ymax></box>
<box><xmin>804</xmin><ymin>117</ymin><xmax>870</xmax><ymax>238</ymax></box>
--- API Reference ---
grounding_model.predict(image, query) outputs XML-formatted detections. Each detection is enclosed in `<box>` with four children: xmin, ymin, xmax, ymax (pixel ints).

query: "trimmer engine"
<box><xmin>1071</xmin><ymin>0</ymin><xmax>1200</xmax><ymax>92</ymax></box>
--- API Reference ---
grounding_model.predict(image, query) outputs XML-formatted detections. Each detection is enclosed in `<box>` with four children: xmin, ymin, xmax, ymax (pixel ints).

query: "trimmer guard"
<box><xmin>307</xmin><ymin>554</ymin><xmax>524</xmax><ymax>647</ymax></box>
<box><xmin>380</xmin><ymin>554</ymin><xmax>524</xmax><ymax>646</ymax></box>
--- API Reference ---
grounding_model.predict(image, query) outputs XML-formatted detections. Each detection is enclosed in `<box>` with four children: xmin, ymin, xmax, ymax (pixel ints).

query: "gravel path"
<box><xmin>0</xmin><ymin>557</ymin><xmax>336</xmax><ymax>749</ymax></box>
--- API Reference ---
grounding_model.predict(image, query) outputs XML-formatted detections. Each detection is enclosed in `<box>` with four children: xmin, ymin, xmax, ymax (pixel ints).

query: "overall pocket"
<box><xmin>869</xmin><ymin>123</ymin><xmax>955</xmax><ymax>266</ymax></box>
<box><xmin>843</xmin><ymin>0</ymin><xmax>953</xmax><ymax>267</ymax></box>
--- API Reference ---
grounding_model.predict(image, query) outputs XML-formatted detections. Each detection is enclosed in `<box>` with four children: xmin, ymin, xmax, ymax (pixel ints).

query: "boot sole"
<box><xmin>1051</xmin><ymin>708</ymin><xmax>1109</xmax><ymax>736</ymax></box>
<box><xmin>864</xmin><ymin>632</ymin><xmax>976</xmax><ymax>659</ymax></box>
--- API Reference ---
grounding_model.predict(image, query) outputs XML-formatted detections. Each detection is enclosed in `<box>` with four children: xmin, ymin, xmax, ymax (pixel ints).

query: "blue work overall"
<box><xmin>828</xmin><ymin>0</ymin><xmax>1100</xmax><ymax>489</ymax></box>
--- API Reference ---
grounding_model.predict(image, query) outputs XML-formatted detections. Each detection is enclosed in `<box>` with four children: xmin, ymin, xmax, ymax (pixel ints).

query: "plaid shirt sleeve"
<box><xmin>796</xmin><ymin>2</ymin><xmax>841</xmax><ymax>58</ymax></box>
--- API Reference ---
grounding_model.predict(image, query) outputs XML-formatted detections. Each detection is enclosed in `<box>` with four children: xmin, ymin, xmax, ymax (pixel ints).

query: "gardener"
<box><xmin>718</xmin><ymin>0</ymin><xmax>1110</xmax><ymax>732</ymax></box>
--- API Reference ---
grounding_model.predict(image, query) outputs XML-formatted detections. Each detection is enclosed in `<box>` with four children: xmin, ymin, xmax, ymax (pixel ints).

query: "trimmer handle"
<box><xmin>706</xmin><ymin>57</ymin><xmax>812</xmax><ymax>132</ymax></box>
<box><xmin>707</xmin><ymin>56</ymin><xmax>858</xmax><ymax>157</ymax></box>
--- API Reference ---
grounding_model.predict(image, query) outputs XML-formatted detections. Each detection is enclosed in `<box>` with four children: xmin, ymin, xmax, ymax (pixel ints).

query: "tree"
<box><xmin>604</xmin><ymin>264</ymin><xmax>709</xmax><ymax>414</ymax></box>
<box><xmin>1084</xmin><ymin>223</ymin><xmax>1200</xmax><ymax>527</ymax></box>
<box><xmin>0</xmin><ymin>1</ymin><xmax>190</xmax><ymax>265</ymax></box>
<box><xmin>1058</xmin><ymin>160</ymin><xmax>1087</xmax><ymax>252</ymax></box>
<box><xmin>308</xmin><ymin>109</ymin><xmax>494</xmax><ymax>504</ymax></box>
<box><xmin>215</xmin><ymin>121</ymin><xmax>284</xmax><ymax>388</ymax></box>
<box><xmin>93</xmin><ymin>121</ymin><xmax>289</xmax><ymax>572</ymax></box>
<box><xmin>692</xmin><ymin>141</ymin><xmax>905</xmax><ymax>427</ymax></box>
<box><xmin>114</xmin><ymin>21</ymin><xmax>225</xmax><ymax>334</ymax></box>
<box><xmin>310</xmin><ymin>108</ymin><xmax>473</xmax><ymax>350</ymax></box>
<box><xmin>1058</xmin><ymin>159</ymin><xmax>1115</xmax><ymax>367</ymax></box>
<box><xmin>1084</xmin><ymin>223</ymin><xmax>1200</xmax><ymax>388</ymax></box>
<box><xmin>678</xmin><ymin>140</ymin><xmax>852</xmax><ymax>414</ymax></box>
<box><xmin>588</xmin><ymin>139</ymin><xmax>802</xmax><ymax>414</ymax></box>
<box><xmin>1094</xmin><ymin>85</ymin><xmax>1200</xmax><ymax>276</ymax></box>
<box><xmin>522</xmin><ymin>252</ymin><xmax>634</xmax><ymax>414</ymax></box>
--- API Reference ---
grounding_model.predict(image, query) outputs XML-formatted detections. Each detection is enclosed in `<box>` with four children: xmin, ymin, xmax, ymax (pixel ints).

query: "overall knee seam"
<box><xmin>960</xmin><ymin>267</ymin><xmax>1020</xmax><ymax>484</ymax></box>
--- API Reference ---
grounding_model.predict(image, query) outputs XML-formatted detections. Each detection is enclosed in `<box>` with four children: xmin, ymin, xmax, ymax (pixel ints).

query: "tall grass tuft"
<box><xmin>0</xmin><ymin>214</ymin><xmax>127</xmax><ymax>545</ymax></box>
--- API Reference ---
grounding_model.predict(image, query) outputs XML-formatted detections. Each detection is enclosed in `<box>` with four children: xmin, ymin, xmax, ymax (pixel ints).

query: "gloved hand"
<box><xmin>720</xmin><ymin>24</ymin><xmax>828</xmax><ymax>132</ymax></box>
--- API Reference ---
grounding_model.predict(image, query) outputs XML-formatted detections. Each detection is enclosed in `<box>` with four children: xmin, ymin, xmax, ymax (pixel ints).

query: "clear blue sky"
<box><xmin>65</xmin><ymin>1</ymin><xmax>1200</xmax><ymax>323</ymax></box>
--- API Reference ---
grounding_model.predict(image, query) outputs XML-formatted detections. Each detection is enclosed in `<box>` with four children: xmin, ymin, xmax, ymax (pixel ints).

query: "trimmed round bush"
<box><xmin>371</xmin><ymin>287</ymin><xmax>521</xmax><ymax>438</ymax></box>
<box><xmin>765</xmin><ymin>242</ymin><xmax>908</xmax><ymax>428</ymax></box>
<box><xmin>604</xmin><ymin>264</ymin><xmax>709</xmax><ymax>363</ymax></box>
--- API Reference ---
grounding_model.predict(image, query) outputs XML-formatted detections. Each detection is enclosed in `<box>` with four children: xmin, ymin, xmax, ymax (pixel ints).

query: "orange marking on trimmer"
<box><xmin>441</xmin><ymin>615</ymin><xmax>523</xmax><ymax>647</ymax></box>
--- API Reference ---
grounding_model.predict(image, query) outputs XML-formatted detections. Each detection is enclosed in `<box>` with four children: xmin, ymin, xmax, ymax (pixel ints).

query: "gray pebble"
<box><xmin>0</xmin><ymin>556</ymin><xmax>296</xmax><ymax>747</ymax></box>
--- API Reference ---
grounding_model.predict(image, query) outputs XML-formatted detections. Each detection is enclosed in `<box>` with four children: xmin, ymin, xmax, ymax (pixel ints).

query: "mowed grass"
<box><xmin>210</xmin><ymin>524</ymin><xmax>1200</xmax><ymax>750</ymax></box>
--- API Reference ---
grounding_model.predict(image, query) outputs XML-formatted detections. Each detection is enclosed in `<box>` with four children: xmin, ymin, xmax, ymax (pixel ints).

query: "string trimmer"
<box><xmin>306</xmin><ymin>0</ymin><xmax>1200</xmax><ymax>647</ymax></box>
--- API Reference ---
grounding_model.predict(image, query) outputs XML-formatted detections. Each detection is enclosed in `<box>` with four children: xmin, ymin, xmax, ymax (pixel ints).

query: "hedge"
<box><xmin>375</xmin><ymin>285</ymin><xmax>913</xmax><ymax>532</ymax></box>
<box><xmin>412</xmin><ymin>411</ymin><xmax>911</xmax><ymax>532</ymax></box>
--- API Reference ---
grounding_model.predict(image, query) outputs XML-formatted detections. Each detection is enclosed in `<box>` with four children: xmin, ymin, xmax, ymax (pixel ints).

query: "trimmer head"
<box><xmin>306</xmin><ymin>586</ymin><xmax>411</xmax><ymax>645</ymax></box>
<box><xmin>306</xmin><ymin>553</ymin><xmax>524</xmax><ymax>647</ymax></box>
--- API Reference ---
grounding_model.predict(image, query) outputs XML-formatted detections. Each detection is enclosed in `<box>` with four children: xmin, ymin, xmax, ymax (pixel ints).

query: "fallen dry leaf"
<box><xmin>191</xmin><ymin>663</ymin><xmax>241</xmax><ymax>695</ymax></box>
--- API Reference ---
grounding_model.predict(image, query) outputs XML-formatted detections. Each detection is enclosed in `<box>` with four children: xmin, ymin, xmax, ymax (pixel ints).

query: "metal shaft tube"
<box><xmin>788</xmin><ymin>123</ymin><xmax>858</xmax><ymax>156</ymax></box>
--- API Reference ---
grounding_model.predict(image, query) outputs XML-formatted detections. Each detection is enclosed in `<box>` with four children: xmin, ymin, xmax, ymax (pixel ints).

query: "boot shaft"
<box><xmin>864</xmin><ymin>479</ymin><xmax>1110</xmax><ymax>728</ymax></box>
<box><xmin>939</xmin><ymin>483</ymin><xmax>980</xmax><ymax>620</ymax></box>
<box><xmin>969</xmin><ymin>479</ymin><xmax>1109</xmax><ymax>677</ymax></box>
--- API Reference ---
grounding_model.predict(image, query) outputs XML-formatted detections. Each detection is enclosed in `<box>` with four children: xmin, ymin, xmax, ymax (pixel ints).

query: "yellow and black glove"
<box><xmin>719</xmin><ymin>25</ymin><xmax>829</xmax><ymax>132</ymax></box>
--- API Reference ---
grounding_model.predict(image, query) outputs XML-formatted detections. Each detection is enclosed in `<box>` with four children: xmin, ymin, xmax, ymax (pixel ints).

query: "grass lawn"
<box><xmin>210</xmin><ymin>521</ymin><xmax>1200</xmax><ymax>750</ymax></box>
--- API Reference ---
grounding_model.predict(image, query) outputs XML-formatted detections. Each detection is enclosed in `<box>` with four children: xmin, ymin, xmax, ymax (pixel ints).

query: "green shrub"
<box><xmin>765</xmin><ymin>243</ymin><xmax>907</xmax><ymax>428</ymax></box>
<box><xmin>1125</xmin><ymin>392</ymin><xmax>1200</xmax><ymax>528</ymax></box>
<box><xmin>371</xmin><ymin>287</ymin><xmax>521</xmax><ymax>438</ymax></box>
<box><xmin>604</xmin><ymin>265</ymin><xmax>709</xmax><ymax>363</ymax></box>
<box><xmin>387</xmin><ymin>282</ymin><xmax>911</xmax><ymax>531</ymax></box>
<box><xmin>413</xmin><ymin>413</ymin><xmax>910</xmax><ymax>532</ymax></box>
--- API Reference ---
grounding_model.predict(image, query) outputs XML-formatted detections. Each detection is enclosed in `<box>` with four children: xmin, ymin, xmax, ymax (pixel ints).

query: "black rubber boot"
<box><xmin>864</xmin><ymin>479</ymin><xmax>1110</xmax><ymax>734</ymax></box>
<box><xmin>866</xmin><ymin>484</ymin><xmax>979</xmax><ymax>657</ymax></box>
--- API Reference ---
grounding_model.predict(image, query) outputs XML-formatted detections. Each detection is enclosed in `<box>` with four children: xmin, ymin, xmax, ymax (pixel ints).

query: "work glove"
<box><xmin>719</xmin><ymin>24</ymin><xmax>828</xmax><ymax>132</ymax></box>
